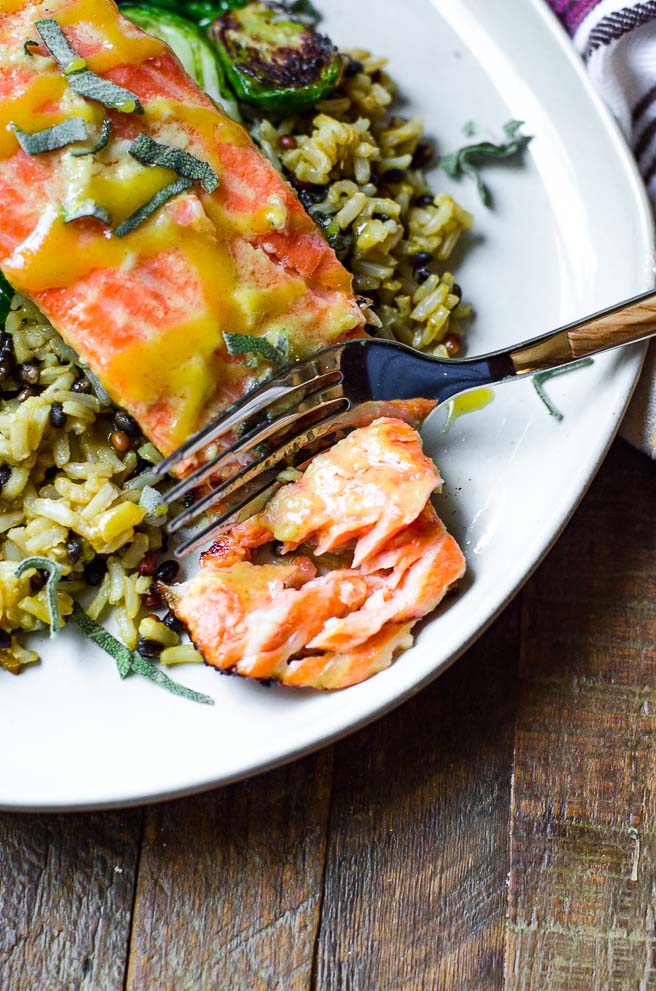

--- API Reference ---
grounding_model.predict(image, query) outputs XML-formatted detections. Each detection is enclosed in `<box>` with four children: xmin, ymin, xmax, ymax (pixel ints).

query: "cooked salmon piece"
<box><xmin>162</xmin><ymin>419</ymin><xmax>466</xmax><ymax>689</ymax></box>
<box><xmin>0</xmin><ymin>0</ymin><xmax>365</xmax><ymax>464</ymax></box>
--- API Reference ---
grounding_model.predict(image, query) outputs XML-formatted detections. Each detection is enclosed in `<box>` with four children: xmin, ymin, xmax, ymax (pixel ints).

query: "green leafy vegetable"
<box><xmin>14</xmin><ymin>557</ymin><xmax>63</xmax><ymax>638</ymax></box>
<box><xmin>120</xmin><ymin>0</ymin><xmax>244</xmax><ymax>28</ymax></box>
<box><xmin>209</xmin><ymin>0</ymin><xmax>340</xmax><ymax>114</ymax></box>
<box><xmin>128</xmin><ymin>132</ymin><xmax>219</xmax><ymax>192</ymax></box>
<box><xmin>121</xmin><ymin>5</ymin><xmax>240</xmax><ymax>119</ymax></box>
<box><xmin>0</xmin><ymin>272</ymin><xmax>14</xmax><ymax>327</ymax></box>
<box><xmin>532</xmin><ymin>358</ymin><xmax>594</xmax><ymax>421</ymax></box>
<box><xmin>438</xmin><ymin>120</ymin><xmax>532</xmax><ymax>207</ymax></box>
<box><xmin>284</xmin><ymin>0</ymin><xmax>321</xmax><ymax>26</ymax></box>
<box><xmin>113</xmin><ymin>176</ymin><xmax>193</xmax><ymax>238</ymax></box>
<box><xmin>10</xmin><ymin>117</ymin><xmax>87</xmax><ymax>155</ymax></box>
<box><xmin>72</xmin><ymin>117</ymin><xmax>112</xmax><ymax>157</ymax></box>
<box><xmin>70</xmin><ymin>602</ymin><xmax>214</xmax><ymax>704</ymax></box>
<box><xmin>36</xmin><ymin>18</ymin><xmax>144</xmax><ymax>113</ymax></box>
<box><xmin>223</xmin><ymin>331</ymin><xmax>285</xmax><ymax>364</ymax></box>
<box><xmin>63</xmin><ymin>199</ymin><xmax>111</xmax><ymax>225</ymax></box>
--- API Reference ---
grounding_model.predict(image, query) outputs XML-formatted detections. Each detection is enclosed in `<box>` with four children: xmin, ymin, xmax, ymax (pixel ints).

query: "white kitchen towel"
<box><xmin>547</xmin><ymin>0</ymin><xmax>656</xmax><ymax>454</ymax></box>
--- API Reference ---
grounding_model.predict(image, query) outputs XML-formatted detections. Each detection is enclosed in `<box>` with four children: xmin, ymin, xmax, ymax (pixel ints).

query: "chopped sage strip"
<box><xmin>11</xmin><ymin>117</ymin><xmax>87</xmax><ymax>155</ymax></box>
<box><xmin>72</xmin><ymin>117</ymin><xmax>112</xmax><ymax>157</ymax></box>
<box><xmin>36</xmin><ymin>18</ymin><xmax>143</xmax><ymax>114</ymax></box>
<box><xmin>23</xmin><ymin>39</ymin><xmax>40</xmax><ymax>56</ymax></box>
<box><xmin>223</xmin><ymin>332</ymin><xmax>285</xmax><ymax>364</ymax></box>
<box><xmin>532</xmin><ymin>357</ymin><xmax>594</xmax><ymax>421</ymax></box>
<box><xmin>70</xmin><ymin>602</ymin><xmax>214</xmax><ymax>705</ymax></box>
<box><xmin>438</xmin><ymin>119</ymin><xmax>532</xmax><ymax>207</ymax></box>
<box><xmin>113</xmin><ymin>176</ymin><xmax>193</xmax><ymax>238</ymax></box>
<box><xmin>15</xmin><ymin>557</ymin><xmax>63</xmax><ymax>639</ymax></box>
<box><xmin>35</xmin><ymin>17</ymin><xmax>77</xmax><ymax>65</ymax></box>
<box><xmin>63</xmin><ymin>199</ymin><xmax>111</xmax><ymax>225</ymax></box>
<box><xmin>128</xmin><ymin>132</ymin><xmax>219</xmax><ymax>193</ymax></box>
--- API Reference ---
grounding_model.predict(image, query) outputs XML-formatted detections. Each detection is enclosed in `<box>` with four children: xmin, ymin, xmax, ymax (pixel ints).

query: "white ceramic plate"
<box><xmin>1</xmin><ymin>0</ymin><xmax>653</xmax><ymax>810</ymax></box>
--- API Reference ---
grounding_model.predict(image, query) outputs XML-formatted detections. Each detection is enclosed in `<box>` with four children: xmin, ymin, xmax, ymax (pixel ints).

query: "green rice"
<box><xmin>0</xmin><ymin>46</ymin><xmax>473</xmax><ymax>674</ymax></box>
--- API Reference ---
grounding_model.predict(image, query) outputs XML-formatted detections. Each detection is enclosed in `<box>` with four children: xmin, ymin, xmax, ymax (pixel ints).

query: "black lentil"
<box><xmin>411</xmin><ymin>140</ymin><xmax>434</xmax><ymax>169</ymax></box>
<box><xmin>381</xmin><ymin>167</ymin><xmax>406</xmax><ymax>184</ymax></box>
<box><xmin>17</xmin><ymin>362</ymin><xmax>40</xmax><ymax>385</ymax></box>
<box><xmin>415</xmin><ymin>267</ymin><xmax>432</xmax><ymax>285</ymax></box>
<box><xmin>49</xmin><ymin>402</ymin><xmax>66</xmax><ymax>428</ymax></box>
<box><xmin>411</xmin><ymin>251</ymin><xmax>434</xmax><ymax>268</ymax></box>
<box><xmin>30</xmin><ymin>569</ymin><xmax>48</xmax><ymax>593</ymax></box>
<box><xmin>344</xmin><ymin>57</ymin><xmax>364</xmax><ymax>76</ymax></box>
<box><xmin>113</xmin><ymin>410</ymin><xmax>140</xmax><ymax>438</ymax></box>
<box><xmin>452</xmin><ymin>282</ymin><xmax>463</xmax><ymax>300</ymax></box>
<box><xmin>136</xmin><ymin>637</ymin><xmax>162</xmax><ymax>659</ymax></box>
<box><xmin>183</xmin><ymin>492</ymin><xmax>196</xmax><ymax>508</ymax></box>
<box><xmin>163</xmin><ymin>610</ymin><xmax>185</xmax><ymax>635</ymax></box>
<box><xmin>154</xmin><ymin>559</ymin><xmax>179</xmax><ymax>584</ymax></box>
<box><xmin>66</xmin><ymin>532</ymin><xmax>83</xmax><ymax>565</ymax></box>
<box><xmin>71</xmin><ymin>375</ymin><xmax>91</xmax><ymax>394</ymax></box>
<box><xmin>0</xmin><ymin>464</ymin><xmax>11</xmax><ymax>489</ymax></box>
<box><xmin>0</xmin><ymin>630</ymin><xmax>11</xmax><ymax>649</ymax></box>
<box><xmin>0</xmin><ymin>354</ymin><xmax>15</xmax><ymax>382</ymax></box>
<box><xmin>84</xmin><ymin>556</ymin><xmax>107</xmax><ymax>587</ymax></box>
<box><xmin>374</xmin><ymin>213</ymin><xmax>391</xmax><ymax>222</ymax></box>
<box><xmin>415</xmin><ymin>193</ymin><xmax>435</xmax><ymax>208</ymax></box>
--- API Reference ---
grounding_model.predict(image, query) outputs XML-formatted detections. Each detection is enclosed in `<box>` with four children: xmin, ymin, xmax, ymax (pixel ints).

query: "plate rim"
<box><xmin>2</xmin><ymin>0</ymin><xmax>654</xmax><ymax>812</ymax></box>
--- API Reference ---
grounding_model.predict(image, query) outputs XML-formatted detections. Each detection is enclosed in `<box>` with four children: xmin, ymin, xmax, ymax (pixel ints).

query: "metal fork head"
<box><xmin>158</xmin><ymin>338</ymin><xmax>440</xmax><ymax>557</ymax></box>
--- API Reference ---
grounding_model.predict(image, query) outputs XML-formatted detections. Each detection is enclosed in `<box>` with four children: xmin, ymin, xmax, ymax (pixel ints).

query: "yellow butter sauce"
<box><xmin>55</xmin><ymin>0</ymin><xmax>165</xmax><ymax>72</ymax></box>
<box><xmin>443</xmin><ymin>388</ymin><xmax>494</xmax><ymax>431</ymax></box>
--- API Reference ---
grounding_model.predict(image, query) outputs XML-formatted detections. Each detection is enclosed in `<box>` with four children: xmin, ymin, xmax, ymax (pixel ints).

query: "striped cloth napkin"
<box><xmin>546</xmin><ymin>0</ymin><xmax>656</xmax><ymax>455</ymax></box>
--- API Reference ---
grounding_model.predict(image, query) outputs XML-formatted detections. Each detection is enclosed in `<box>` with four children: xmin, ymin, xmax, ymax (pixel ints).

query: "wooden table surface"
<box><xmin>2</xmin><ymin>437</ymin><xmax>655</xmax><ymax>991</ymax></box>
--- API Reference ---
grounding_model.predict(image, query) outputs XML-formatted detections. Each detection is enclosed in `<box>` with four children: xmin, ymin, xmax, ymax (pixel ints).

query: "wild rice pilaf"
<box><xmin>0</xmin><ymin>48</ymin><xmax>473</xmax><ymax>673</ymax></box>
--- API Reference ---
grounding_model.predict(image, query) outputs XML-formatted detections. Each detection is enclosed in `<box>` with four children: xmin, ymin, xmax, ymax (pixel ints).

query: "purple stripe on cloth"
<box><xmin>546</xmin><ymin>0</ymin><xmax>603</xmax><ymax>35</ymax></box>
<box><xmin>584</xmin><ymin>1</ymin><xmax>656</xmax><ymax>57</ymax></box>
<box><xmin>632</xmin><ymin>80</ymin><xmax>656</xmax><ymax>123</ymax></box>
<box><xmin>633</xmin><ymin>113</ymin><xmax>656</xmax><ymax>160</ymax></box>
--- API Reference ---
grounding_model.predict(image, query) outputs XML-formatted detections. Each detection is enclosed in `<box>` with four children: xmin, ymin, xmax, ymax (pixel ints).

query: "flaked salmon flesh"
<box><xmin>163</xmin><ymin>419</ymin><xmax>466</xmax><ymax>689</ymax></box>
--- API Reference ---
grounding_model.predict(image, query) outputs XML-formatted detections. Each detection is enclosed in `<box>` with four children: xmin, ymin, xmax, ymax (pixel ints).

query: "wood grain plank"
<box><xmin>312</xmin><ymin>603</ymin><xmax>520</xmax><ymax>991</ymax></box>
<box><xmin>126</xmin><ymin>750</ymin><xmax>333</xmax><ymax>991</ymax></box>
<box><xmin>0</xmin><ymin>810</ymin><xmax>142</xmax><ymax>991</ymax></box>
<box><xmin>506</xmin><ymin>441</ymin><xmax>656</xmax><ymax>991</ymax></box>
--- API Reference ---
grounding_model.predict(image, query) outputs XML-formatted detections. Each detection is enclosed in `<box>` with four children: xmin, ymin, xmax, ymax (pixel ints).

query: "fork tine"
<box><xmin>174</xmin><ymin>474</ymin><xmax>282</xmax><ymax>558</ymax></box>
<box><xmin>154</xmin><ymin>352</ymin><xmax>342</xmax><ymax>478</ymax></box>
<box><xmin>168</xmin><ymin>394</ymin><xmax>349</xmax><ymax>535</ymax></box>
<box><xmin>165</xmin><ymin>379</ymin><xmax>344</xmax><ymax>503</ymax></box>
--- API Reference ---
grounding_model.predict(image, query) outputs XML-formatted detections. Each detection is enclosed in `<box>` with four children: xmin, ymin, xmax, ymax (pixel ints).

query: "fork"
<box><xmin>156</xmin><ymin>286</ymin><xmax>656</xmax><ymax>557</ymax></box>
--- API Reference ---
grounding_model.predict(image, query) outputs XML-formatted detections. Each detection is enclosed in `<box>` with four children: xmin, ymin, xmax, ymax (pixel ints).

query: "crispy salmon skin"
<box><xmin>0</xmin><ymin>0</ymin><xmax>364</xmax><ymax>459</ymax></box>
<box><xmin>162</xmin><ymin>418</ymin><xmax>466</xmax><ymax>690</ymax></box>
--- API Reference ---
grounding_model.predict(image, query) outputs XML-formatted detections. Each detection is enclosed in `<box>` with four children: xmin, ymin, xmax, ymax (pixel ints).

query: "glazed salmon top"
<box><xmin>0</xmin><ymin>0</ymin><xmax>364</xmax><ymax>452</ymax></box>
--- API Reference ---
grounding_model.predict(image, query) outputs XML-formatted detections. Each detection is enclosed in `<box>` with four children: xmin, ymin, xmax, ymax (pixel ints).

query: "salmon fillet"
<box><xmin>0</xmin><ymin>0</ymin><xmax>365</xmax><ymax>459</ymax></box>
<box><xmin>162</xmin><ymin>419</ymin><xmax>466</xmax><ymax>689</ymax></box>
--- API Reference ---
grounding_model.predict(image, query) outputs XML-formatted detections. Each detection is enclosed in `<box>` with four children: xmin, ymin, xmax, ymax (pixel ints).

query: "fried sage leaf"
<box><xmin>14</xmin><ymin>557</ymin><xmax>64</xmax><ymax>638</ymax></box>
<box><xmin>438</xmin><ymin>120</ymin><xmax>532</xmax><ymax>207</ymax></box>
<box><xmin>36</xmin><ymin>18</ymin><xmax>144</xmax><ymax>113</ymax></box>
<box><xmin>128</xmin><ymin>132</ymin><xmax>219</xmax><ymax>193</ymax></box>
<box><xmin>72</xmin><ymin>117</ymin><xmax>112</xmax><ymax>157</ymax></box>
<box><xmin>10</xmin><ymin>117</ymin><xmax>87</xmax><ymax>155</ymax></box>
<box><xmin>113</xmin><ymin>176</ymin><xmax>193</xmax><ymax>237</ymax></box>
<box><xmin>223</xmin><ymin>331</ymin><xmax>285</xmax><ymax>364</ymax></box>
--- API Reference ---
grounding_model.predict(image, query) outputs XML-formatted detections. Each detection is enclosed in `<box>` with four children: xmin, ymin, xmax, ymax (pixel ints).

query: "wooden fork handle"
<box><xmin>510</xmin><ymin>288</ymin><xmax>656</xmax><ymax>373</ymax></box>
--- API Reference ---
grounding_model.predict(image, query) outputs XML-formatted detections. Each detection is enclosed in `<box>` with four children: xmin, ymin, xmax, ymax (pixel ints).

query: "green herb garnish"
<box><xmin>70</xmin><ymin>602</ymin><xmax>214</xmax><ymax>704</ymax></box>
<box><xmin>223</xmin><ymin>331</ymin><xmax>285</xmax><ymax>364</ymax></box>
<box><xmin>63</xmin><ymin>199</ymin><xmax>111</xmax><ymax>225</ymax></box>
<box><xmin>284</xmin><ymin>0</ymin><xmax>321</xmax><ymax>26</ymax></box>
<box><xmin>532</xmin><ymin>358</ymin><xmax>594</xmax><ymax>421</ymax></box>
<box><xmin>23</xmin><ymin>39</ymin><xmax>40</xmax><ymax>56</ymax></box>
<box><xmin>113</xmin><ymin>176</ymin><xmax>193</xmax><ymax>238</ymax></box>
<box><xmin>15</xmin><ymin>557</ymin><xmax>63</xmax><ymax>638</ymax></box>
<box><xmin>72</xmin><ymin>117</ymin><xmax>112</xmax><ymax>157</ymax></box>
<box><xmin>36</xmin><ymin>18</ymin><xmax>144</xmax><ymax>114</ymax></box>
<box><xmin>438</xmin><ymin>120</ymin><xmax>532</xmax><ymax>207</ymax></box>
<box><xmin>10</xmin><ymin>117</ymin><xmax>87</xmax><ymax>155</ymax></box>
<box><xmin>128</xmin><ymin>132</ymin><xmax>219</xmax><ymax>193</ymax></box>
<box><xmin>0</xmin><ymin>272</ymin><xmax>14</xmax><ymax>326</ymax></box>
